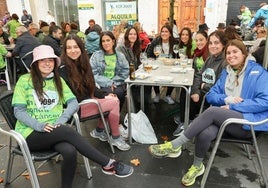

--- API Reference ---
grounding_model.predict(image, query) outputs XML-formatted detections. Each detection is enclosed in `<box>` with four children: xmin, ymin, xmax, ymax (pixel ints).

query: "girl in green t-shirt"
<box><xmin>12</xmin><ymin>45</ymin><xmax>133</xmax><ymax>188</ymax></box>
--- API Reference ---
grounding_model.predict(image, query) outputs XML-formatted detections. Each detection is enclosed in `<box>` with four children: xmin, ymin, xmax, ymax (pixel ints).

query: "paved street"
<box><xmin>0</xmin><ymin>87</ymin><xmax>267</xmax><ymax>188</ymax></box>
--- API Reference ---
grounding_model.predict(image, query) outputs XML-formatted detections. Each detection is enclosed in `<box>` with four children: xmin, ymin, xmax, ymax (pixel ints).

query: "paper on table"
<box><xmin>136</xmin><ymin>72</ymin><xmax>150</xmax><ymax>80</ymax></box>
<box><xmin>153</xmin><ymin>76</ymin><xmax>174</xmax><ymax>83</ymax></box>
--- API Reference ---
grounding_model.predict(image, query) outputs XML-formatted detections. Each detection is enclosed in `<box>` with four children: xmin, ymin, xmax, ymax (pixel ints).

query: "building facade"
<box><xmin>2</xmin><ymin>0</ymin><xmax>265</xmax><ymax>35</ymax></box>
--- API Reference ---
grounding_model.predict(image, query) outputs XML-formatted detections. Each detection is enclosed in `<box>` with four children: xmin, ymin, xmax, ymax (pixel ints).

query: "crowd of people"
<box><xmin>0</xmin><ymin>3</ymin><xmax>268</xmax><ymax>188</ymax></box>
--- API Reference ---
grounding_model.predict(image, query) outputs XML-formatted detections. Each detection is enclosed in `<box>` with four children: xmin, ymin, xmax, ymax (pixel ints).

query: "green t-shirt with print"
<box><xmin>0</xmin><ymin>44</ymin><xmax>8</xmax><ymax>69</ymax></box>
<box><xmin>104</xmin><ymin>54</ymin><xmax>116</xmax><ymax>79</ymax></box>
<box><xmin>12</xmin><ymin>74</ymin><xmax>76</xmax><ymax>138</ymax></box>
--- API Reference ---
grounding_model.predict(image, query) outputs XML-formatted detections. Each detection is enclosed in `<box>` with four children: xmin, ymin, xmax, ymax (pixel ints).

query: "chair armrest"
<box><xmin>78</xmin><ymin>98</ymin><xmax>99</xmax><ymax>106</ymax></box>
<box><xmin>0</xmin><ymin>128</ymin><xmax>33</xmax><ymax>161</ymax></box>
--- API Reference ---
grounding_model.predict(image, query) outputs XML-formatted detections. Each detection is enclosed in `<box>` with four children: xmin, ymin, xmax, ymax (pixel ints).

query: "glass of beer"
<box><xmin>153</xmin><ymin>45</ymin><xmax>162</xmax><ymax>59</ymax></box>
<box><xmin>144</xmin><ymin>61</ymin><xmax>153</xmax><ymax>74</ymax></box>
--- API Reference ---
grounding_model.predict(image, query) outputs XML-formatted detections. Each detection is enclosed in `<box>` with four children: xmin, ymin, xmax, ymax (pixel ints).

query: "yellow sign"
<box><xmin>106</xmin><ymin>14</ymin><xmax>137</xmax><ymax>20</ymax></box>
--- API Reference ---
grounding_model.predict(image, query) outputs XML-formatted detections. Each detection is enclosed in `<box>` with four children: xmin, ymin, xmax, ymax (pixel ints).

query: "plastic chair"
<box><xmin>0</xmin><ymin>92</ymin><xmax>92</xmax><ymax>188</ymax></box>
<box><xmin>200</xmin><ymin>118</ymin><xmax>268</xmax><ymax>188</ymax></box>
<box><xmin>0</xmin><ymin>56</ymin><xmax>11</xmax><ymax>90</ymax></box>
<box><xmin>71</xmin><ymin>98</ymin><xmax>115</xmax><ymax>153</ymax></box>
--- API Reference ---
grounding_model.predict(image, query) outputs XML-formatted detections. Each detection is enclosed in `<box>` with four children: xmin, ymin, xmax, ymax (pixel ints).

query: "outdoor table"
<box><xmin>125</xmin><ymin>59</ymin><xmax>194</xmax><ymax>144</ymax></box>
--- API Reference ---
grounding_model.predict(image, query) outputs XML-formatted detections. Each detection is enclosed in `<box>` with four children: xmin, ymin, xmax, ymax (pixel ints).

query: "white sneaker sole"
<box><xmin>182</xmin><ymin>164</ymin><xmax>205</xmax><ymax>186</ymax></box>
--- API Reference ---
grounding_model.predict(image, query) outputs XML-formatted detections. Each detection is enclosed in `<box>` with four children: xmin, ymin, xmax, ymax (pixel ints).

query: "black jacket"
<box><xmin>252</xmin><ymin>40</ymin><xmax>266</xmax><ymax>66</ymax></box>
<box><xmin>59</xmin><ymin>65</ymin><xmax>108</xmax><ymax>102</ymax></box>
<box><xmin>12</xmin><ymin>31</ymin><xmax>40</xmax><ymax>68</ymax></box>
<box><xmin>43</xmin><ymin>35</ymin><xmax>62</xmax><ymax>56</ymax></box>
<box><xmin>191</xmin><ymin>52</ymin><xmax>226</xmax><ymax>95</ymax></box>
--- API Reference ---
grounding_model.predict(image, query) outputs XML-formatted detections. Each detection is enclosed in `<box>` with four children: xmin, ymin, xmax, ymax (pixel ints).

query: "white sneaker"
<box><xmin>110</xmin><ymin>136</ymin><xmax>131</xmax><ymax>151</ymax></box>
<box><xmin>163</xmin><ymin>96</ymin><xmax>175</xmax><ymax>104</ymax></box>
<box><xmin>153</xmin><ymin>94</ymin><xmax>160</xmax><ymax>103</ymax></box>
<box><xmin>119</xmin><ymin>124</ymin><xmax>128</xmax><ymax>139</ymax></box>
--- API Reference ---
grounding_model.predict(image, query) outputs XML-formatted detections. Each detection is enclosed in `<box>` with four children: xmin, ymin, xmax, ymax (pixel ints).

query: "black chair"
<box><xmin>71</xmin><ymin>98</ymin><xmax>115</xmax><ymax>153</ymax></box>
<box><xmin>0</xmin><ymin>92</ymin><xmax>92</xmax><ymax>188</ymax></box>
<box><xmin>20</xmin><ymin>51</ymin><xmax>33</xmax><ymax>72</ymax></box>
<box><xmin>200</xmin><ymin>118</ymin><xmax>268</xmax><ymax>188</ymax></box>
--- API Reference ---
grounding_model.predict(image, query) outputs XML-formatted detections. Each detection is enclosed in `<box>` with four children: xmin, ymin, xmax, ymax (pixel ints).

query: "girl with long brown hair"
<box><xmin>60</xmin><ymin>34</ymin><xmax>130</xmax><ymax>151</ymax></box>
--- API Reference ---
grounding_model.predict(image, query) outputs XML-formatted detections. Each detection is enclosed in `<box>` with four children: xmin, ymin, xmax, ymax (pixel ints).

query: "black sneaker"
<box><xmin>102</xmin><ymin>161</ymin><xmax>134</xmax><ymax>178</ymax></box>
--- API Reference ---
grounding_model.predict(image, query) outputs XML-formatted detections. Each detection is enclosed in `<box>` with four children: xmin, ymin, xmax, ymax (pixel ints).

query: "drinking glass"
<box><xmin>173</xmin><ymin>44</ymin><xmax>179</xmax><ymax>59</ymax></box>
<box><xmin>153</xmin><ymin>45</ymin><xmax>162</xmax><ymax>59</ymax></box>
<box><xmin>178</xmin><ymin>48</ymin><xmax>186</xmax><ymax>60</ymax></box>
<box><xmin>140</xmin><ymin>53</ymin><xmax>147</xmax><ymax>66</ymax></box>
<box><xmin>143</xmin><ymin>61</ymin><xmax>152</xmax><ymax>74</ymax></box>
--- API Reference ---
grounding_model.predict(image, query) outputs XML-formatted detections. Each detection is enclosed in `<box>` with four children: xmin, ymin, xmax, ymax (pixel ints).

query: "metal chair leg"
<box><xmin>250</xmin><ymin>127</ymin><xmax>267</xmax><ymax>187</ymax></box>
<box><xmin>200</xmin><ymin>125</ymin><xmax>224</xmax><ymax>188</ymax></box>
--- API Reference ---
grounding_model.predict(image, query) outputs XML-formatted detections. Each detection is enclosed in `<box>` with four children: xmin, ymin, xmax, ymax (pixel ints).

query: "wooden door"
<box><xmin>159</xmin><ymin>0</ymin><xmax>206</xmax><ymax>33</ymax></box>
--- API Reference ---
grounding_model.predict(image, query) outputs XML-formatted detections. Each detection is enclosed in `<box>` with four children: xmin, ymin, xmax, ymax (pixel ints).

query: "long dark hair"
<box><xmin>159</xmin><ymin>24</ymin><xmax>176</xmax><ymax>55</ymax></box>
<box><xmin>124</xmin><ymin>27</ymin><xmax>141</xmax><ymax>62</ymax></box>
<box><xmin>61</xmin><ymin>34</ymin><xmax>95</xmax><ymax>100</ymax></box>
<box><xmin>179</xmin><ymin>27</ymin><xmax>193</xmax><ymax>58</ymax></box>
<box><xmin>99</xmin><ymin>31</ymin><xmax>117</xmax><ymax>53</ymax></box>
<box><xmin>208</xmin><ymin>30</ymin><xmax>228</xmax><ymax>55</ymax></box>
<box><xmin>31</xmin><ymin>60</ymin><xmax>63</xmax><ymax>101</ymax></box>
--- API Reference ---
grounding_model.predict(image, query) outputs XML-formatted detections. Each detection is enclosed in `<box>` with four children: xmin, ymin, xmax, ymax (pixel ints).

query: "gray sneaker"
<box><xmin>173</xmin><ymin>122</ymin><xmax>184</xmax><ymax>136</ymax></box>
<box><xmin>102</xmin><ymin>161</ymin><xmax>134</xmax><ymax>178</ymax></box>
<box><xmin>110</xmin><ymin>136</ymin><xmax>131</xmax><ymax>151</ymax></box>
<box><xmin>90</xmin><ymin>129</ymin><xmax>108</xmax><ymax>142</ymax></box>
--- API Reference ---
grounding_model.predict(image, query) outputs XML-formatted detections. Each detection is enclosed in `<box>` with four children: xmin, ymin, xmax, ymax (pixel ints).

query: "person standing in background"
<box><xmin>45</xmin><ymin>11</ymin><xmax>55</xmax><ymax>25</ymax></box>
<box><xmin>21</xmin><ymin>10</ymin><xmax>32</xmax><ymax>28</ymax></box>
<box><xmin>238</xmin><ymin>5</ymin><xmax>252</xmax><ymax>39</ymax></box>
<box><xmin>248</xmin><ymin>2</ymin><xmax>268</xmax><ymax>28</ymax></box>
<box><xmin>6</xmin><ymin>13</ymin><xmax>21</xmax><ymax>40</ymax></box>
<box><xmin>0</xmin><ymin>26</ymin><xmax>10</xmax><ymax>45</ymax></box>
<box><xmin>3</xmin><ymin>11</ymin><xmax>11</xmax><ymax>25</ymax></box>
<box><xmin>133</xmin><ymin>22</ymin><xmax>151</xmax><ymax>52</ymax></box>
<box><xmin>43</xmin><ymin>25</ymin><xmax>63</xmax><ymax>56</ymax></box>
<box><xmin>85</xmin><ymin>19</ymin><xmax>95</xmax><ymax>35</ymax></box>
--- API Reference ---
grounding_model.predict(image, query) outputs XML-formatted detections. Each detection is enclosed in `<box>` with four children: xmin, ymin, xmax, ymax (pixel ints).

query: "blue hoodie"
<box><xmin>85</xmin><ymin>31</ymin><xmax>100</xmax><ymax>55</ymax></box>
<box><xmin>206</xmin><ymin>60</ymin><xmax>268</xmax><ymax>131</ymax></box>
<box><xmin>248</xmin><ymin>5</ymin><xmax>268</xmax><ymax>27</ymax></box>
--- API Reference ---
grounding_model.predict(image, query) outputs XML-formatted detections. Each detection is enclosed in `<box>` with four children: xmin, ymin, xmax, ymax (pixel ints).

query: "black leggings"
<box><xmin>179</xmin><ymin>89</ymin><xmax>209</xmax><ymax>122</ymax></box>
<box><xmin>154</xmin><ymin>86</ymin><xmax>173</xmax><ymax>96</ymax></box>
<box><xmin>184</xmin><ymin>106</ymin><xmax>252</xmax><ymax>158</ymax></box>
<box><xmin>26</xmin><ymin>126</ymin><xmax>110</xmax><ymax>188</ymax></box>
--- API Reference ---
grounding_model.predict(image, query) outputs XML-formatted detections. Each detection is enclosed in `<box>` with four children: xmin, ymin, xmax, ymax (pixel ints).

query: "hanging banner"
<box><xmin>105</xmin><ymin>1</ymin><xmax>137</xmax><ymax>30</ymax></box>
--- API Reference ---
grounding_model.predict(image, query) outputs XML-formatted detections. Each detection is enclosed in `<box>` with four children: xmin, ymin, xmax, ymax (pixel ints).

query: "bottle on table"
<box><xmin>129</xmin><ymin>63</ymin><xmax>135</xmax><ymax>80</ymax></box>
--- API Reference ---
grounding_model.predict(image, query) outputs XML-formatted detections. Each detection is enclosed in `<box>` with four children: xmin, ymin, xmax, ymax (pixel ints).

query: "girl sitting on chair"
<box><xmin>148</xmin><ymin>39</ymin><xmax>268</xmax><ymax>187</ymax></box>
<box><xmin>59</xmin><ymin>34</ymin><xmax>130</xmax><ymax>151</ymax></box>
<box><xmin>12</xmin><ymin>45</ymin><xmax>133</xmax><ymax>188</ymax></box>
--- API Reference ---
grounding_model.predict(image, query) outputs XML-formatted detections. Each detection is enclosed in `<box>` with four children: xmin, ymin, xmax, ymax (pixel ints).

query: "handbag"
<box><xmin>124</xmin><ymin>110</ymin><xmax>157</xmax><ymax>144</ymax></box>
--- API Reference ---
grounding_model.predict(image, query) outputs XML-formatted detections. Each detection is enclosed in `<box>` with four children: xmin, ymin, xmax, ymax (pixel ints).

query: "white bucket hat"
<box><xmin>31</xmin><ymin>45</ymin><xmax>61</xmax><ymax>67</ymax></box>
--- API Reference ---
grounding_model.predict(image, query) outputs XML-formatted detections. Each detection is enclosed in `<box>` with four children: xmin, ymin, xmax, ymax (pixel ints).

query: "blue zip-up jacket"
<box><xmin>248</xmin><ymin>5</ymin><xmax>268</xmax><ymax>27</ymax></box>
<box><xmin>206</xmin><ymin>60</ymin><xmax>268</xmax><ymax>131</ymax></box>
<box><xmin>90</xmin><ymin>50</ymin><xmax>129</xmax><ymax>87</ymax></box>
